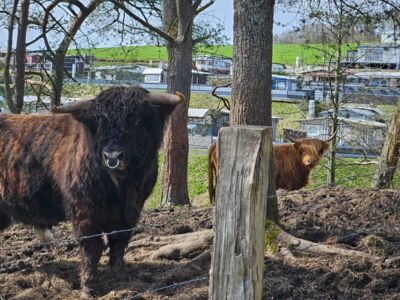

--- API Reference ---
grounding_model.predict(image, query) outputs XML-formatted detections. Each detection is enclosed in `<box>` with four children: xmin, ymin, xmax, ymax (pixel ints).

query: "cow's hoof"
<box><xmin>34</xmin><ymin>226</ymin><xmax>55</xmax><ymax>244</ymax></box>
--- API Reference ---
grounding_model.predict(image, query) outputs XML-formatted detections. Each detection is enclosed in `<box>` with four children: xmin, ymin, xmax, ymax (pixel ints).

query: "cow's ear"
<box><xmin>67</xmin><ymin>110</ymin><xmax>97</xmax><ymax>133</ymax></box>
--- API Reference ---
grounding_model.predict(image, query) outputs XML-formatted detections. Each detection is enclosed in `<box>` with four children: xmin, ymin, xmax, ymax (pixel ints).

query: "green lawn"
<box><xmin>146</xmin><ymin>149</ymin><xmax>209</xmax><ymax>209</ymax></box>
<box><xmin>310</xmin><ymin>157</ymin><xmax>400</xmax><ymax>189</ymax></box>
<box><xmin>68</xmin><ymin>43</ymin><xmax>357</xmax><ymax>66</ymax></box>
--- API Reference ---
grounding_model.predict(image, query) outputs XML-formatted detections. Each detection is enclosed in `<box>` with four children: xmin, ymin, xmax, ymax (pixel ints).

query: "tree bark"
<box><xmin>373</xmin><ymin>102</ymin><xmax>400</xmax><ymax>188</ymax></box>
<box><xmin>230</xmin><ymin>0</ymin><xmax>277</xmax><ymax>222</ymax></box>
<box><xmin>3</xmin><ymin>0</ymin><xmax>19</xmax><ymax>113</ymax></box>
<box><xmin>14</xmin><ymin>0</ymin><xmax>30</xmax><ymax>113</ymax></box>
<box><xmin>230</xmin><ymin>0</ymin><xmax>274</xmax><ymax>126</ymax></box>
<box><xmin>160</xmin><ymin>0</ymin><xmax>193</xmax><ymax>206</ymax></box>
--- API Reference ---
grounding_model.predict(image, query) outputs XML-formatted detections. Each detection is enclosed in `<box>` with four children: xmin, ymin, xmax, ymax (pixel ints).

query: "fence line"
<box><xmin>0</xmin><ymin>207</ymin><xmax>212</xmax><ymax>253</ymax></box>
<box><xmin>1</xmin><ymin>166</ymin><xmax>398</xmax><ymax>254</ymax></box>
<box><xmin>126</xmin><ymin>276</ymin><xmax>208</xmax><ymax>300</ymax></box>
<box><xmin>0</xmin><ymin>170</ymin><xmax>398</xmax><ymax>273</ymax></box>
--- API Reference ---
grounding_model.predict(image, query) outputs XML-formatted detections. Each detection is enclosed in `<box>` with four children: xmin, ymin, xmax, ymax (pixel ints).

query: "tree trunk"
<box><xmin>326</xmin><ymin>67</ymin><xmax>340</xmax><ymax>186</ymax></box>
<box><xmin>326</xmin><ymin>0</ymin><xmax>344</xmax><ymax>186</ymax></box>
<box><xmin>48</xmin><ymin>0</ymin><xmax>102</xmax><ymax>106</ymax></box>
<box><xmin>3</xmin><ymin>0</ymin><xmax>19</xmax><ymax>113</ymax></box>
<box><xmin>160</xmin><ymin>0</ymin><xmax>192</xmax><ymax>206</ymax></box>
<box><xmin>230</xmin><ymin>0</ymin><xmax>277</xmax><ymax>222</ymax></box>
<box><xmin>373</xmin><ymin>102</ymin><xmax>400</xmax><ymax>188</ymax></box>
<box><xmin>14</xmin><ymin>0</ymin><xmax>30</xmax><ymax>113</ymax></box>
<box><xmin>230</xmin><ymin>0</ymin><xmax>274</xmax><ymax>126</ymax></box>
<box><xmin>53</xmin><ymin>52</ymin><xmax>66</xmax><ymax>106</ymax></box>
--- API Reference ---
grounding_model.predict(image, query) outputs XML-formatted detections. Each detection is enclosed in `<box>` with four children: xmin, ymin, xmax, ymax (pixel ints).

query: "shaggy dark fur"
<box><xmin>0</xmin><ymin>86</ymin><xmax>177</xmax><ymax>296</ymax></box>
<box><xmin>208</xmin><ymin>138</ymin><xmax>329</xmax><ymax>202</ymax></box>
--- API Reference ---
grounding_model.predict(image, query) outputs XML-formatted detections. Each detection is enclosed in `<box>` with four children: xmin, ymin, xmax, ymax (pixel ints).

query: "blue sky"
<box><xmin>0</xmin><ymin>1</ymin><xmax>298</xmax><ymax>49</ymax></box>
<box><xmin>206</xmin><ymin>0</ymin><xmax>299</xmax><ymax>42</ymax></box>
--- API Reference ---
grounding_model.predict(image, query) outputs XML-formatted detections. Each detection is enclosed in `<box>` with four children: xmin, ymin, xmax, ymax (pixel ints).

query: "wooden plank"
<box><xmin>209</xmin><ymin>126</ymin><xmax>272</xmax><ymax>300</ymax></box>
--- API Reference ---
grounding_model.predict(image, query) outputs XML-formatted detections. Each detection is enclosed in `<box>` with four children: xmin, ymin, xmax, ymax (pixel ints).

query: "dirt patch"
<box><xmin>1</xmin><ymin>187</ymin><xmax>399</xmax><ymax>299</ymax></box>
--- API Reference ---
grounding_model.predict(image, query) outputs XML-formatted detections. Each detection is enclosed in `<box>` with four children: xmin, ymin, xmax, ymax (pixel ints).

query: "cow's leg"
<box><xmin>107</xmin><ymin>231</ymin><xmax>132</xmax><ymax>270</ymax></box>
<box><xmin>0</xmin><ymin>211</ymin><xmax>11</xmax><ymax>230</ymax></box>
<box><xmin>79</xmin><ymin>237</ymin><xmax>103</xmax><ymax>298</ymax></box>
<box><xmin>71</xmin><ymin>207</ymin><xmax>103</xmax><ymax>298</ymax></box>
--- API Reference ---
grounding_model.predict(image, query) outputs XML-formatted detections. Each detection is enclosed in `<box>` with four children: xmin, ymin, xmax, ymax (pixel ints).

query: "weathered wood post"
<box><xmin>209</xmin><ymin>126</ymin><xmax>272</xmax><ymax>299</ymax></box>
<box><xmin>373</xmin><ymin>101</ymin><xmax>400</xmax><ymax>188</ymax></box>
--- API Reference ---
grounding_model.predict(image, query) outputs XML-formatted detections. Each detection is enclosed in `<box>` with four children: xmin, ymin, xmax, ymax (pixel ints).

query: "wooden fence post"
<box><xmin>209</xmin><ymin>126</ymin><xmax>272</xmax><ymax>300</ymax></box>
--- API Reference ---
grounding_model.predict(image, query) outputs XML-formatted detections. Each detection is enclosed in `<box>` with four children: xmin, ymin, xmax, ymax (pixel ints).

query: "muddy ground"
<box><xmin>1</xmin><ymin>187</ymin><xmax>399</xmax><ymax>299</ymax></box>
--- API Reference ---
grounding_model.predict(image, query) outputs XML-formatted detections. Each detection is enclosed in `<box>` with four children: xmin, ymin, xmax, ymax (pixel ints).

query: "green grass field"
<box><xmin>68</xmin><ymin>43</ymin><xmax>357</xmax><ymax>66</ymax></box>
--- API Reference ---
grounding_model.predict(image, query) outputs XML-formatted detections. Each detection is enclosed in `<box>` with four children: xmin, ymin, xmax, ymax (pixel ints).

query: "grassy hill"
<box><xmin>68</xmin><ymin>43</ymin><xmax>357</xmax><ymax>66</ymax></box>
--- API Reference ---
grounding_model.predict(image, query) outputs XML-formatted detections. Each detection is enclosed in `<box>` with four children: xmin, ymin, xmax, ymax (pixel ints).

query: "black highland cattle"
<box><xmin>0</xmin><ymin>86</ymin><xmax>184</xmax><ymax>296</ymax></box>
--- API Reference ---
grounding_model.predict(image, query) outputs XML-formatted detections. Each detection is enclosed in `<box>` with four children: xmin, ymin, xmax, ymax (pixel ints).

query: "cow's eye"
<box><xmin>300</xmin><ymin>147</ymin><xmax>304</xmax><ymax>153</ymax></box>
<box><xmin>319</xmin><ymin>149</ymin><xmax>324</xmax><ymax>155</ymax></box>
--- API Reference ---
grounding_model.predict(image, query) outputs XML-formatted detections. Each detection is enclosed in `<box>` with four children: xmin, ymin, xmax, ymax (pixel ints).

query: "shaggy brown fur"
<box><xmin>0</xmin><ymin>86</ymin><xmax>181</xmax><ymax>296</ymax></box>
<box><xmin>208</xmin><ymin>138</ymin><xmax>329</xmax><ymax>202</ymax></box>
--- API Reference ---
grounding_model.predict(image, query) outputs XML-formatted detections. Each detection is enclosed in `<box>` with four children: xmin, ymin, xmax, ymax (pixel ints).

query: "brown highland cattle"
<box><xmin>208</xmin><ymin>133</ymin><xmax>335</xmax><ymax>202</ymax></box>
<box><xmin>0</xmin><ymin>86</ymin><xmax>184</xmax><ymax>296</ymax></box>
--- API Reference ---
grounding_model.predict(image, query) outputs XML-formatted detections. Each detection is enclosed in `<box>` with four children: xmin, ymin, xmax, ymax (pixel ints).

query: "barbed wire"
<box><xmin>1</xmin><ymin>169</ymin><xmax>398</xmax><ymax>254</ymax></box>
<box><xmin>1</xmin><ymin>163</ymin><xmax>397</xmax><ymax>253</ymax></box>
<box><xmin>0</xmin><ymin>207</ymin><xmax>212</xmax><ymax>253</ymax></box>
<box><xmin>125</xmin><ymin>276</ymin><xmax>208</xmax><ymax>300</ymax></box>
<box><xmin>0</xmin><ymin>167</ymin><xmax>398</xmax><ymax>275</ymax></box>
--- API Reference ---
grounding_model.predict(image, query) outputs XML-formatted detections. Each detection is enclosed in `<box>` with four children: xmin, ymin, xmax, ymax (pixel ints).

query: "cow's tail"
<box><xmin>208</xmin><ymin>143</ymin><xmax>216</xmax><ymax>203</ymax></box>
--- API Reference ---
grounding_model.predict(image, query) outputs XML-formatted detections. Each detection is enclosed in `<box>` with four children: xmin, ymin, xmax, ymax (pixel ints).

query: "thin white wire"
<box><xmin>126</xmin><ymin>276</ymin><xmax>208</xmax><ymax>300</ymax></box>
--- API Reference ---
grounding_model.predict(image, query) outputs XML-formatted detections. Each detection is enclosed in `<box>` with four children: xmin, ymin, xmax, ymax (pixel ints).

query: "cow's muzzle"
<box><xmin>102</xmin><ymin>149</ymin><xmax>125</xmax><ymax>170</ymax></box>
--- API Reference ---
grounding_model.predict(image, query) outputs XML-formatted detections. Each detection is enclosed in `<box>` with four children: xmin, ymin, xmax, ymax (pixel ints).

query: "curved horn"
<box><xmin>145</xmin><ymin>91</ymin><xmax>185</xmax><ymax>105</ymax></box>
<box><xmin>324</xmin><ymin>128</ymin><xmax>338</xmax><ymax>143</ymax></box>
<box><xmin>52</xmin><ymin>99</ymin><xmax>94</xmax><ymax>114</ymax></box>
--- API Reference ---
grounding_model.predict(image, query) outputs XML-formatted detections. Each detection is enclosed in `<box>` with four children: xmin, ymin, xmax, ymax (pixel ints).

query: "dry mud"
<box><xmin>1</xmin><ymin>187</ymin><xmax>399</xmax><ymax>299</ymax></box>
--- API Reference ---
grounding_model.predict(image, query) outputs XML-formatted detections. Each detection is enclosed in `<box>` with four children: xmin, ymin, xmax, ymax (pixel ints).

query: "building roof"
<box><xmin>351</xmin><ymin>71</ymin><xmax>400</xmax><ymax>79</ymax></box>
<box><xmin>343</xmin><ymin>105</ymin><xmax>384</xmax><ymax>115</ymax></box>
<box><xmin>143</xmin><ymin>68</ymin><xmax>164</xmax><ymax>75</ymax></box>
<box><xmin>143</xmin><ymin>68</ymin><xmax>211</xmax><ymax>75</ymax></box>
<box><xmin>322</xmin><ymin>107</ymin><xmax>384</xmax><ymax>118</ymax></box>
<box><xmin>296</xmin><ymin>117</ymin><xmax>386</xmax><ymax>128</ymax></box>
<box><xmin>188</xmin><ymin>108</ymin><xmax>230</xmax><ymax>118</ymax></box>
<box><xmin>188</xmin><ymin>108</ymin><xmax>281</xmax><ymax>120</ymax></box>
<box><xmin>96</xmin><ymin>65</ymin><xmax>145</xmax><ymax>71</ymax></box>
<box><xmin>188</xmin><ymin>108</ymin><xmax>209</xmax><ymax>118</ymax></box>
<box><xmin>272</xmin><ymin>74</ymin><xmax>297</xmax><ymax>80</ymax></box>
<box><xmin>301</xmin><ymin>70</ymin><xmax>353</xmax><ymax>78</ymax></box>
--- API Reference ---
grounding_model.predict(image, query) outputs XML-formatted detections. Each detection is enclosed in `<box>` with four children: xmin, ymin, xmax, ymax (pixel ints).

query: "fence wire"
<box><xmin>0</xmin><ymin>207</ymin><xmax>211</xmax><ymax>253</ymax></box>
<box><xmin>0</xmin><ymin>164</ymin><xmax>398</xmax><ymax>255</ymax></box>
<box><xmin>126</xmin><ymin>276</ymin><xmax>208</xmax><ymax>300</ymax></box>
<box><xmin>0</xmin><ymin>167</ymin><xmax>399</xmax><ymax>289</ymax></box>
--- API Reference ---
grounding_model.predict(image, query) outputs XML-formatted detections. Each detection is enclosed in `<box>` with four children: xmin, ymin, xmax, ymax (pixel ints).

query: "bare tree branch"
<box><xmin>110</xmin><ymin>0</ymin><xmax>174</xmax><ymax>43</ymax></box>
